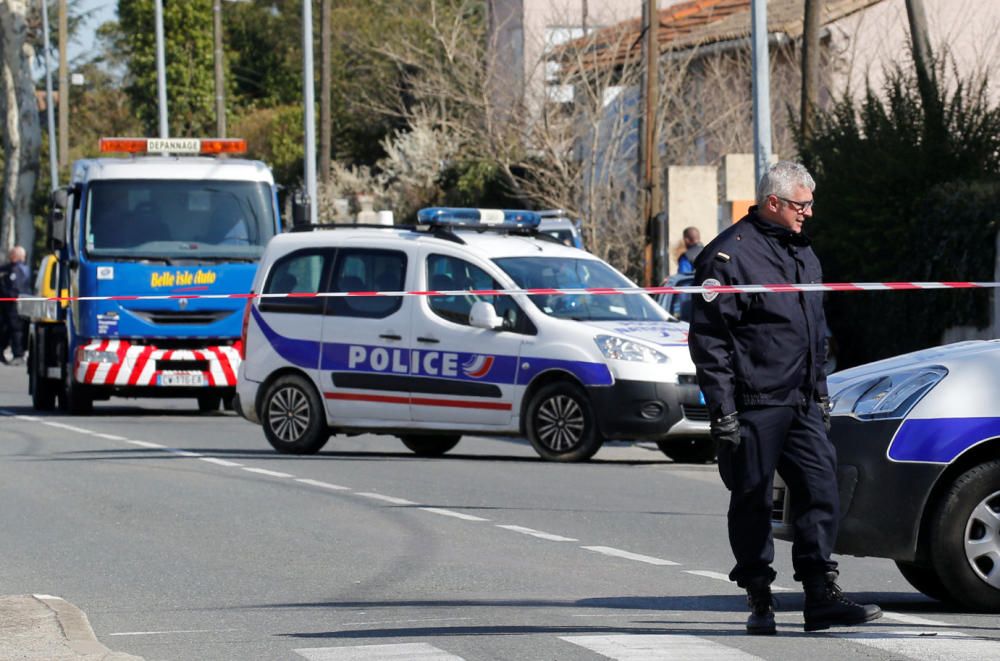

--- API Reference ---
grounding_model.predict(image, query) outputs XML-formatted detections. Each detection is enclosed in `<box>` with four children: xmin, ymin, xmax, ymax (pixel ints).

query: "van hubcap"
<box><xmin>537</xmin><ymin>395</ymin><xmax>585</xmax><ymax>452</ymax></box>
<box><xmin>965</xmin><ymin>489</ymin><xmax>1000</xmax><ymax>589</ymax></box>
<box><xmin>268</xmin><ymin>387</ymin><xmax>310</xmax><ymax>442</ymax></box>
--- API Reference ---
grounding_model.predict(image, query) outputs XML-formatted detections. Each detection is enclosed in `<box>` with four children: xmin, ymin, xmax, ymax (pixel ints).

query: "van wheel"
<box><xmin>400</xmin><ymin>434</ymin><xmax>461</xmax><ymax>457</ymax></box>
<box><xmin>29</xmin><ymin>347</ymin><xmax>57</xmax><ymax>411</ymax></box>
<box><xmin>657</xmin><ymin>437</ymin><xmax>717</xmax><ymax>463</ymax></box>
<box><xmin>197</xmin><ymin>394</ymin><xmax>222</xmax><ymax>412</ymax></box>
<box><xmin>261</xmin><ymin>374</ymin><xmax>329</xmax><ymax>454</ymax></box>
<box><xmin>894</xmin><ymin>561</ymin><xmax>951</xmax><ymax>603</ymax></box>
<box><xmin>525</xmin><ymin>382</ymin><xmax>602</xmax><ymax>462</ymax></box>
<box><xmin>930</xmin><ymin>460</ymin><xmax>1000</xmax><ymax>611</ymax></box>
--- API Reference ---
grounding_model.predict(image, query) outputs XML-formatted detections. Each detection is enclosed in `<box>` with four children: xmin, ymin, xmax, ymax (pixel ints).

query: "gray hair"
<box><xmin>756</xmin><ymin>161</ymin><xmax>815</xmax><ymax>205</ymax></box>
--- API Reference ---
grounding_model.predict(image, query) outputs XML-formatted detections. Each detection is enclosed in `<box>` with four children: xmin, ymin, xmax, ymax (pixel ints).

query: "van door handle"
<box><xmin>379</xmin><ymin>333</ymin><xmax>402</xmax><ymax>341</ymax></box>
<box><xmin>416</xmin><ymin>336</ymin><xmax>440</xmax><ymax>344</ymax></box>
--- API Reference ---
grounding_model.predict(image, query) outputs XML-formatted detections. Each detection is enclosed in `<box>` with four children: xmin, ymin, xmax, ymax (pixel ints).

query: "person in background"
<box><xmin>0</xmin><ymin>246</ymin><xmax>31</xmax><ymax>366</ymax></box>
<box><xmin>677</xmin><ymin>227</ymin><xmax>703</xmax><ymax>274</ymax></box>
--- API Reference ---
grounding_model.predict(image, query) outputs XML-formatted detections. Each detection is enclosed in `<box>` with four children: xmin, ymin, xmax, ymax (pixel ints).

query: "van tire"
<box><xmin>525</xmin><ymin>382</ymin><xmax>602</xmax><ymax>462</ymax></box>
<box><xmin>894</xmin><ymin>561</ymin><xmax>951</xmax><ymax>603</ymax></box>
<box><xmin>930</xmin><ymin>460</ymin><xmax>1000</xmax><ymax>611</ymax></box>
<box><xmin>400</xmin><ymin>434</ymin><xmax>461</xmax><ymax>457</ymax></box>
<box><xmin>261</xmin><ymin>374</ymin><xmax>329</xmax><ymax>455</ymax></box>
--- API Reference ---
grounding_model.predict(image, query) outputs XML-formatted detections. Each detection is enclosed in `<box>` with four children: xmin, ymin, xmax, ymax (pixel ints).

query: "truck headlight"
<box><xmin>830</xmin><ymin>367</ymin><xmax>946</xmax><ymax>420</ymax></box>
<box><xmin>80</xmin><ymin>349</ymin><xmax>120</xmax><ymax>364</ymax></box>
<box><xmin>594</xmin><ymin>334</ymin><xmax>668</xmax><ymax>363</ymax></box>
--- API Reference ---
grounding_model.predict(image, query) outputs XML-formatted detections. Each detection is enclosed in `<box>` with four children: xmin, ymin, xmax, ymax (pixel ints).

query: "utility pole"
<box><xmin>213</xmin><ymin>0</ymin><xmax>226</xmax><ymax>137</ymax></box>
<box><xmin>319</xmin><ymin>0</ymin><xmax>331</xmax><ymax>184</ymax></box>
<box><xmin>42</xmin><ymin>0</ymin><xmax>58</xmax><ymax>188</ymax></box>
<box><xmin>154</xmin><ymin>0</ymin><xmax>169</xmax><ymax>138</ymax></box>
<box><xmin>58</xmin><ymin>0</ymin><xmax>68</xmax><ymax>170</ymax></box>
<box><xmin>905</xmin><ymin>0</ymin><xmax>935</xmax><ymax>113</ymax></box>
<box><xmin>800</xmin><ymin>0</ymin><xmax>822</xmax><ymax>143</ymax></box>
<box><xmin>302</xmin><ymin>0</ymin><xmax>318</xmax><ymax>224</ymax></box>
<box><xmin>640</xmin><ymin>0</ymin><xmax>660</xmax><ymax>287</ymax></box>
<box><xmin>751</xmin><ymin>0</ymin><xmax>772</xmax><ymax>184</ymax></box>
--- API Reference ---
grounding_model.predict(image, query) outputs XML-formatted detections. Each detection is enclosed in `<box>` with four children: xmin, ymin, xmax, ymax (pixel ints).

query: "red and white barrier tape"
<box><xmin>2</xmin><ymin>281</ymin><xmax>996</xmax><ymax>303</ymax></box>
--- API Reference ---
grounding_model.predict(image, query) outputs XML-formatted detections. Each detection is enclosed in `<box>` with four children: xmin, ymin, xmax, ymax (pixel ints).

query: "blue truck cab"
<box><xmin>25</xmin><ymin>137</ymin><xmax>281</xmax><ymax>413</ymax></box>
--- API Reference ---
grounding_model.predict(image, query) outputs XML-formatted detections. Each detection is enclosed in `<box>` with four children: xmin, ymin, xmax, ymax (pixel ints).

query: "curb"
<box><xmin>28</xmin><ymin>594</ymin><xmax>143</xmax><ymax>660</ymax></box>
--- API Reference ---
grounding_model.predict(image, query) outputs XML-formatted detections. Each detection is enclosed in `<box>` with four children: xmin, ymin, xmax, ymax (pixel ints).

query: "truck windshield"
<box><xmin>492</xmin><ymin>256</ymin><xmax>667</xmax><ymax>321</ymax></box>
<box><xmin>84</xmin><ymin>179</ymin><xmax>275</xmax><ymax>260</ymax></box>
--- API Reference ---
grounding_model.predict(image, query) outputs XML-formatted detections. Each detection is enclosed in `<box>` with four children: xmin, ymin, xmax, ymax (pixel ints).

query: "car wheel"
<box><xmin>894</xmin><ymin>561</ymin><xmax>952</xmax><ymax>603</ymax></box>
<box><xmin>525</xmin><ymin>381</ymin><xmax>602</xmax><ymax>462</ymax></box>
<box><xmin>197</xmin><ymin>394</ymin><xmax>222</xmax><ymax>412</ymax></box>
<box><xmin>261</xmin><ymin>374</ymin><xmax>329</xmax><ymax>455</ymax></box>
<box><xmin>930</xmin><ymin>459</ymin><xmax>1000</xmax><ymax>611</ymax></box>
<box><xmin>29</xmin><ymin>346</ymin><xmax>57</xmax><ymax>411</ymax></box>
<box><xmin>400</xmin><ymin>434</ymin><xmax>461</xmax><ymax>457</ymax></box>
<box><xmin>656</xmin><ymin>437</ymin><xmax>717</xmax><ymax>463</ymax></box>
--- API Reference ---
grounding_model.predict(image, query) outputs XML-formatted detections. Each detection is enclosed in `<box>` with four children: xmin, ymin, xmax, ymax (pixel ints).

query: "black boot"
<box><xmin>802</xmin><ymin>572</ymin><xmax>882</xmax><ymax>632</ymax></box>
<box><xmin>745</xmin><ymin>579</ymin><xmax>776</xmax><ymax>635</ymax></box>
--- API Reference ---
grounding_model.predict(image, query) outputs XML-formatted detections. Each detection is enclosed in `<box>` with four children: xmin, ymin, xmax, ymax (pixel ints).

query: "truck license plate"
<box><xmin>159</xmin><ymin>373</ymin><xmax>206</xmax><ymax>387</ymax></box>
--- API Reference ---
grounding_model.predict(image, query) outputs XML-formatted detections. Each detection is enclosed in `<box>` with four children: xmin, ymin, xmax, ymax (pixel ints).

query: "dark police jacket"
<box><xmin>688</xmin><ymin>208</ymin><xmax>828</xmax><ymax>419</ymax></box>
<box><xmin>0</xmin><ymin>261</ymin><xmax>30</xmax><ymax>298</ymax></box>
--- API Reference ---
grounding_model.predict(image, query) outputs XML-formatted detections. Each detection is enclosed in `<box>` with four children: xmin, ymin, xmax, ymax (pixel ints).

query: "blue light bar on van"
<box><xmin>417</xmin><ymin>207</ymin><xmax>541</xmax><ymax>229</ymax></box>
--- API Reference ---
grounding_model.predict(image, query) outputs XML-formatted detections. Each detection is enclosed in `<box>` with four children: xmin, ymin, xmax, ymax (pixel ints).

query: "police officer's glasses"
<box><xmin>777</xmin><ymin>196</ymin><xmax>814</xmax><ymax>213</ymax></box>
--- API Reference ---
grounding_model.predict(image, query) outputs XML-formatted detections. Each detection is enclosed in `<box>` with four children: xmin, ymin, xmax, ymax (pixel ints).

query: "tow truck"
<box><xmin>22</xmin><ymin>137</ymin><xmax>282</xmax><ymax>413</ymax></box>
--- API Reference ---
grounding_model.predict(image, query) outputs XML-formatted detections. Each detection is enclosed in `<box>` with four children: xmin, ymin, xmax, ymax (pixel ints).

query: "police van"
<box><xmin>236</xmin><ymin>208</ymin><xmax>711</xmax><ymax>462</ymax></box>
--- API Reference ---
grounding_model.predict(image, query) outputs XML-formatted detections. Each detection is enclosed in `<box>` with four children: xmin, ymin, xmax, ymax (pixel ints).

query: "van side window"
<box><xmin>426</xmin><ymin>254</ymin><xmax>535</xmax><ymax>334</ymax></box>
<box><xmin>260</xmin><ymin>250</ymin><xmax>328</xmax><ymax>315</ymax></box>
<box><xmin>326</xmin><ymin>249</ymin><xmax>406</xmax><ymax>319</ymax></box>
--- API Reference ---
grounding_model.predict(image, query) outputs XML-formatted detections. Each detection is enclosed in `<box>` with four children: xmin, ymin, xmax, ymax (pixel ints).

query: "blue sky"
<box><xmin>71</xmin><ymin>0</ymin><xmax>117</xmax><ymax>62</ymax></box>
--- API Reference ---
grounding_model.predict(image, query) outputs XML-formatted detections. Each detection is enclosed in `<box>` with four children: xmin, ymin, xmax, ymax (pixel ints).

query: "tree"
<box><xmin>116</xmin><ymin>0</ymin><xmax>217</xmax><ymax>136</ymax></box>
<box><xmin>0</xmin><ymin>0</ymin><xmax>40</xmax><ymax>260</ymax></box>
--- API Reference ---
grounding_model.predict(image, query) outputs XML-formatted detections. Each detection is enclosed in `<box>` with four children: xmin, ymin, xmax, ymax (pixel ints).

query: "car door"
<box><xmin>410</xmin><ymin>248</ymin><xmax>533</xmax><ymax>428</ymax></box>
<box><xmin>320</xmin><ymin>245</ymin><xmax>414</xmax><ymax>423</ymax></box>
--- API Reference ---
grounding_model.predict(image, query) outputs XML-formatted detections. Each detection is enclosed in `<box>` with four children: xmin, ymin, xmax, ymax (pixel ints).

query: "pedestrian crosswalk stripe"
<box><xmin>834</xmin><ymin>629</ymin><xmax>1000</xmax><ymax>660</ymax></box>
<box><xmin>560</xmin><ymin>634</ymin><xmax>763</xmax><ymax>659</ymax></box>
<box><xmin>294</xmin><ymin>642</ymin><xmax>465</xmax><ymax>660</ymax></box>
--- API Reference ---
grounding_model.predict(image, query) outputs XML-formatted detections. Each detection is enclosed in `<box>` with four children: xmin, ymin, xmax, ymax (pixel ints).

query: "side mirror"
<box><xmin>469</xmin><ymin>301</ymin><xmax>503</xmax><ymax>330</ymax></box>
<box><xmin>48</xmin><ymin>188</ymin><xmax>69</xmax><ymax>250</ymax></box>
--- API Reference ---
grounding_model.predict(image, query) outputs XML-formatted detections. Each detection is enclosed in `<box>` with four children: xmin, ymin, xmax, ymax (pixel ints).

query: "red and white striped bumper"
<box><xmin>74</xmin><ymin>340</ymin><xmax>241</xmax><ymax>388</ymax></box>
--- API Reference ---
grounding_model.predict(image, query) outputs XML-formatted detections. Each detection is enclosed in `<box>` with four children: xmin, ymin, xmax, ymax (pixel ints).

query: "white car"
<box><xmin>773</xmin><ymin>340</ymin><xmax>1000</xmax><ymax>611</ymax></box>
<box><xmin>236</xmin><ymin>208</ymin><xmax>710</xmax><ymax>462</ymax></box>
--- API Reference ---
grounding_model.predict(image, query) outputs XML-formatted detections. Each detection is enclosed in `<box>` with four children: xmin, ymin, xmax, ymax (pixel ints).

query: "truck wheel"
<box><xmin>656</xmin><ymin>437</ymin><xmax>717</xmax><ymax>463</ymax></box>
<box><xmin>894</xmin><ymin>561</ymin><xmax>952</xmax><ymax>603</ymax></box>
<box><xmin>525</xmin><ymin>381</ymin><xmax>602</xmax><ymax>462</ymax></box>
<box><xmin>400</xmin><ymin>434</ymin><xmax>461</xmax><ymax>457</ymax></box>
<box><xmin>197</xmin><ymin>394</ymin><xmax>222</xmax><ymax>412</ymax></box>
<box><xmin>261</xmin><ymin>374</ymin><xmax>329</xmax><ymax>454</ymax></box>
<box><xmin>29</xmin><ymin>348</ymin><xmax>57</xmax><ymax>411</ymax></box>
<box><xmin>930</xmin><ymin>459</ymin><xmax>1000</xmax><ymax>611</ymax></box>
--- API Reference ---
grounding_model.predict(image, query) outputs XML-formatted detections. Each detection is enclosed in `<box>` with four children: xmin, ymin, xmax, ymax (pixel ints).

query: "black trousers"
<box><xmin>717</xmin><ymin>399</ymin><xmax>840</xmax><ymax>588</ymax></box>
<box><xmin>0</xmin><ymin>301</ymin><xmax>25</xmax><ymax>358</ymax></box>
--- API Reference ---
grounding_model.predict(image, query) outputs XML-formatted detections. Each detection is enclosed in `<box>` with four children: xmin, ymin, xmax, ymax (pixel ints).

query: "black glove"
<box><xmin>818</xmin><ymin>396</ymin><xmax>832</xmax><ymax>432</ymax></box>
<box><xmin>710</xmin><ymin>413</ymin><xmax>741</xmax><ymax>447</ymax></box>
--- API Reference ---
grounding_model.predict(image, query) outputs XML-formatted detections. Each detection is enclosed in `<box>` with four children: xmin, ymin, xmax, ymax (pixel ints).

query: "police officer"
<box><xmin>688</xmin><ymin>162</ymin><xmax>881</xmax><ymax>635</ymax></box>
<box><xmin>0</xmin><ymin>245</ymin><xmax>31</xmax><ymax>366</ymax></box>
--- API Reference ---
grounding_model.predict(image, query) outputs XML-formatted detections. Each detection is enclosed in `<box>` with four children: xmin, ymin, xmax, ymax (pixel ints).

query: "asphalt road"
<box><xmin>1</xmin><ymin>367</ymin><xmax>997</xmax><ymax>661</ymax></box>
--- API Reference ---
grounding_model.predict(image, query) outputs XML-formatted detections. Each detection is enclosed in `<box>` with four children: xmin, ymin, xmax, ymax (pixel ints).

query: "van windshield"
<box><xmin>84</xmin><ymin>179</ymin><xmax>276</xmax><ymax>261</ymax></box>
<box><xmin>493</xmin><ymin>256</ymin><xmax>667</xmax><ymax>321</ymax></box>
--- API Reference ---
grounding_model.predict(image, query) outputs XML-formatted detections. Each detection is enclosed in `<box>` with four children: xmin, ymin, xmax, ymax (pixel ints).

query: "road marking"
<box><xmin>683</xmin><ymin>570</ymin><xmax>794</xmax><ymax>592</ymax></box>
<box><xmin>11</xmin><ymin>414</ymin><xmax>41</xmax><ymax>421</ymax></box>
<box><xmin>109</xmin><ymin>629</ymin><xmax>241</xmax><ymax>636</ymax></box>
<box><xmin>127</xmin><ymin>440</ymin><xmax>165</xmax><ymax>449</ymax></box>
<box><xmin>168</xmin><ymin>449</ymin><xmax>203</xmax><ymax>457</ymax></box>
<box><xmin>199</xmin><ymin>457</ymin><xmax>243</xmax><ymax>468</ymax></box>
<box><xmin>882</xmin><ymin>611</ymin><xmax>951</xmax><ymax>626</ymax></box>
<box><xmin>241</xmin><ymin>467</ymin><xmax>293</xmax><ymax>478</ymax></box>
<box><xmin>561</xmin><ymin>634</ymin><xmax>762</xmax><ymax>659</ymax></box>
<box><xmin>296</xmin><ymin>478</ymin><xmax>352</xmax><ymax>491</ymax></box>
<box><xmin>43</xmin><ymin>421</ymin><xmax>95</xmax><ymax>434</ymax></box>
<box><xmin>834</xmin><ymin>629</ymin><xmax>1000</xmax><ymax>660</ymax></box>
<box><xmin>582</xmin><ymin>546</ymin><xmax>680</xmax><ymax>566</ymax></box>
<box><xmin>295</xmin><ymin>642</ymin><xmax>465</xmax><ymax>660</ymax></box>
<box><xmin>356</xmin><ymin>492</ymin><xmax>417</xmax><ymax>505</ymax></box>
<box><xmin>418</xmin><ymin>507</ymin><xmax>489</xmax><ymax>522</ymax></box>
<box><xmin>496</xmin><ymin>524</ymin><xmax>577</xmax><ymax>542</ymax></box>
<box><xmin>93</xmin><ymin>433</ymin><xmax>127</xmax><ymax>441</ymax></box>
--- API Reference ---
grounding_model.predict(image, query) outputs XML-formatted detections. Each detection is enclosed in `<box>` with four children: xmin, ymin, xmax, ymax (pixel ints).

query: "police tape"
<box><xmin>2</xmin><ymin>281</ymin><xmax>997</xmax><ymax>304</ymax></box>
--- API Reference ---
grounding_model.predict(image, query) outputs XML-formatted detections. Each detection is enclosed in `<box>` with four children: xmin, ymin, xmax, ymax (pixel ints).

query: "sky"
<box><xmin>70</xmin><ymin>0</ymin><xmax>117</xmax><ymax>63</ymax></box>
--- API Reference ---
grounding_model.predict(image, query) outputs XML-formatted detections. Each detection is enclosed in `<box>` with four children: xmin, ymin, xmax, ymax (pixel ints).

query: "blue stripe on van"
<box><xmin>888</xmin><ymin>417</ymin><xmax>1000</xmax><ymax>463</ymax></box>
<box><xmin>251</xmin><ymin>306</ymin><xmax>613</xmax><ymax>387</ymax></box>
